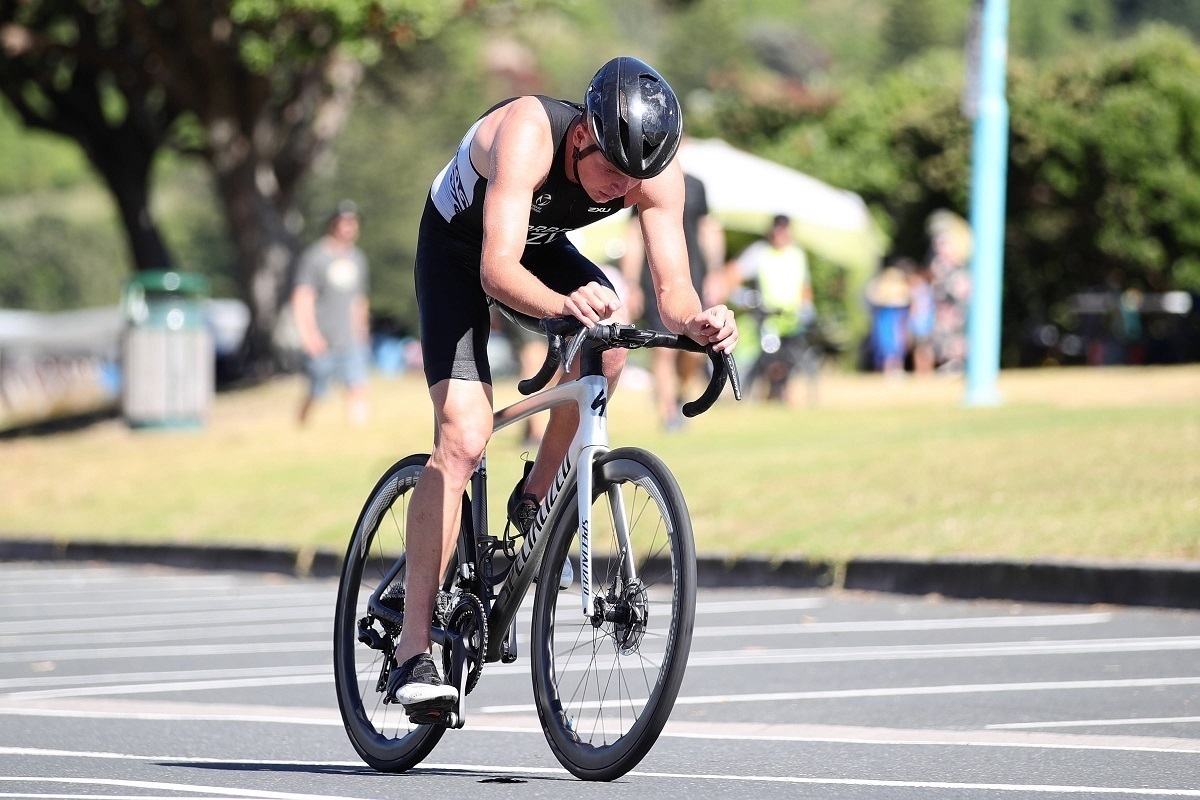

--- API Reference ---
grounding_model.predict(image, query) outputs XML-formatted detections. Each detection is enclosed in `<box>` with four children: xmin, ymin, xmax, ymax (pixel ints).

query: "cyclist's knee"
<box><xmin>432</xmin><ymin>418</ymin><xmax>491</xmax><ymax>476</ymax></box>
<box><xmin>428</xmin><ymin>378</ymin><xmax>493</xmax><ymax>473</ymax></box>
<box><xmin>603</xmin><ymin>348</ymin><xmax>627</xmax><ymax>388</ymax></box>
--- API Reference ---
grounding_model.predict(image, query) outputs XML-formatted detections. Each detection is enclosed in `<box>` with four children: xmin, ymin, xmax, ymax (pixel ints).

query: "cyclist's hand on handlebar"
<box><xmin>562</xmin><ymin>281</ymin><xmax>622</xmax><ymax>327</ymax></box>
<box><xmin>685</xmin><ymin>304</ymin><xmax>739</xmax><ymax>353</ymax></box>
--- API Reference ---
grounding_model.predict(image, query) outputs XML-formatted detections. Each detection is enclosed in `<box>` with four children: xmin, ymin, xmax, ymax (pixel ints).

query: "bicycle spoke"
<box><xmin>334</xmin><ymin>458</ymin><xmax>449</xmax><ymax>772</ymax></box>
<box><xmin>534</xmin><ymin>449</ymin><xmax>695</xmax><ymax>781</ymax></box>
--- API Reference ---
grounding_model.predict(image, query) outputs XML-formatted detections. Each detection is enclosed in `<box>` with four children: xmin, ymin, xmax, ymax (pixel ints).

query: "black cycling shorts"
<box><xmin>414</xmin><ymin>196</ymin><xmax>614</xmax><ymax>386</ymax></box>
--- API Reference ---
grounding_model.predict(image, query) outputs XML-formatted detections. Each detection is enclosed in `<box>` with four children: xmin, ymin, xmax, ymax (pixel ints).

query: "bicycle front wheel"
<box><xmin>530</xmin><ymin>447</ymin><xmax>696</xmax><ymax>781</ymax></box>
<box><xmin>332</xmin><ymin>454</ymin><xmax>462</xmax><ymax>772</ymax></box>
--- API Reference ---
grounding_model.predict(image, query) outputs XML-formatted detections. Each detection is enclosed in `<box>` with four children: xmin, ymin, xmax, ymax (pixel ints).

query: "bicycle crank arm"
<box><xmin>431</xmin><ymin>626</ymin><xmax>468</xmax><ymax>729</ymax></box>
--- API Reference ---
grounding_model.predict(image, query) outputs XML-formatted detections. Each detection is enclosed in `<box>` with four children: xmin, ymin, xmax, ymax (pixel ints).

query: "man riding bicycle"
<box><xmin>390</xmin><ymin>56</ymin><xmax>739</xmax><ymax>720</ymax></box>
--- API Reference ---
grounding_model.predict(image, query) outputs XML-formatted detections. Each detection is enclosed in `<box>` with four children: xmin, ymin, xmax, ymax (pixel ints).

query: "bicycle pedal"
<box><xmin>406</xmin><ymin>704</ymin><xmax>456</xmax><ymax>726</ymax></box>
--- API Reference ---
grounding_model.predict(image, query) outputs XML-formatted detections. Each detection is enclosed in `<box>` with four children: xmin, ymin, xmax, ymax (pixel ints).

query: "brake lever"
<box><xmin>561</xmin><ymin>327</ymin><xmax>588</xmax><ymax>374</ymax></box>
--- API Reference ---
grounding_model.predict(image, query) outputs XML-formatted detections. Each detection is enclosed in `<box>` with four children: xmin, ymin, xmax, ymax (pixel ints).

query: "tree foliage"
<box><xmin>709</xmin><ymin>26</ymin><xmax>1200</xmax><ymax>364</ymax></box>
<box><xmin>0</xmin><ymin>0</ymin><xmax>471</xmax><ymax>370</ymax></box>
<box><xmin>2</xmin><ymin>0</ymin><xmax>1199</xmax><ymax>370</ymax></box>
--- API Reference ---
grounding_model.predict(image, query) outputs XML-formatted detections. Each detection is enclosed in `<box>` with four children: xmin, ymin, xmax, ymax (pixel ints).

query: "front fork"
<box><xmin>576</xmin><ymin>445</ymin><xmax>637</xmax><ymax>620</ymax></box>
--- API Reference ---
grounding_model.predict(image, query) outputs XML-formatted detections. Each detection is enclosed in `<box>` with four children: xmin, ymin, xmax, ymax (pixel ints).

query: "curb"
<box><xmin>843</xmin><ymin>556</ymin><xmax>1200</xmax><ymax>610</ymax></box>
<box><xmin>3</xmin><ymin>538</ymin><xmax>1199</xmax><ymax>610</ymax></box>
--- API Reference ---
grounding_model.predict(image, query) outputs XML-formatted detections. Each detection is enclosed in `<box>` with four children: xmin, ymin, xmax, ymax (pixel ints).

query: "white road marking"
<box><xmin>989</xmin><ymin>716</ymin><xmax>1200</xmax><ymax>730</ymax></box>
<box><xmin>3</xmin><ymin>752</ymin><xmax>1200</xmax><ymax>795</ymax></box>
<box><xmin>692</xmin><ymin>612</ymin><xmax>1113</xmax><ymax>637</ymax></box>
<box><xmin>0</xmin><ymin>621</ymin><xmax>331</xmax><ymax>649</ymax></box>
<box><xmin>4</xmin><ymin>706</ymin><xmax>1200</xmax><ymax>754</ymax></box>
<box><xmin>0</xmin><ymin>612</ymin><xmax>1116</xmax><ymax>665</ymax></box>
<box><xmin>9</xmin><ymin>635</ymin><xmax>1200</xmax><ymax>696</ymax></box>
<box><xmin>0</xmin><ymin>641</ymin><xmax>329</xmax><ymax>665</ymax></box>
<box><xmin>693</xmin><ymin>597</ymin><xmax>826</xmax><ymax>613</ymax></box>
<box><xmin>0</xmin><ymin>777</ymin><xmax>372</xmax><ymax>800</ymax></box>
<box><xmin>0</xmin><ymin>605</ymin><xmax>331</xmax><ymax>636</ymax></box>
<box><xmin>6</xmin><ymin>674</ymin><xmax>330</xmax><ymax>700</ymax></box>
<box><xmin>681</xmin><ymin>635</ymin><xmax>1200</xmax><ymax>665</ymax></box>
<box><xmin>478</xmin><ymin>674</ymin><xmax>1200</xmax><ymax>714</ymax></box>
<box><xmin>1</xmin><ymin>590</ymin><xmax>336</xmax><ymax>616</ymax></box>
<box><xmin>0</xmin><ymin>664</ymin><xmax>328</xmax><ymax>692</ymax></box>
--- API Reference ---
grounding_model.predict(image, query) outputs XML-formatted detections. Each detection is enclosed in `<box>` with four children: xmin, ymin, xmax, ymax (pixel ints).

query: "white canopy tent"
<box><xmin>568</xmin><ymin>137</ymin><xmax>882</xmax><ymax>274</ymax></box>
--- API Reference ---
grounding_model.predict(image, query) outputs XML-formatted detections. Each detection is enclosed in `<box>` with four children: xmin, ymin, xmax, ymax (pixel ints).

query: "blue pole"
<box><xmin>964</xmin><ymin>0</ymin><xmax>1009</xmax><ymax>407</ymax></box>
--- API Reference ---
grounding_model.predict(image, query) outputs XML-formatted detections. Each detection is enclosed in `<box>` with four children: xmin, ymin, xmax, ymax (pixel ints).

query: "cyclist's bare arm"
<box><xmin>476</xmin><ymin>97</ymin><xmax>620</xmax><ymax>325</ymax></box>
<box><xmin>635</xmin><ymin>166</ymin><xmax>739</xmax><ymax>352</ymax></box>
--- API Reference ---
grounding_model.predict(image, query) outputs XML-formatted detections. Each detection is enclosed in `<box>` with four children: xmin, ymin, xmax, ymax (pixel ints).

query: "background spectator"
<box><xmin>291</xmin><ymin>200</ymin><xmax>371</xmax><ymax>426</ymax></box>
<box><xmin>866</xmin><ymin>262</ymin><xmax>912</xmax><ymax>377</ymax></box>
<box><xmin>725</xmin><ymin>214</ymin><xmax>814</xmax><ymax>402</ymax></box>
<box><xmin>621</xmin><ymin>172</ymin><xmax>725</xmax><ymax>430</ymax></box>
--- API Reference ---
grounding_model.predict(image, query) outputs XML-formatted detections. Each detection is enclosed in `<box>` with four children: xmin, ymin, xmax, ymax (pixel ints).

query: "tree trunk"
<box><xmin>89</xmin><ymin>143</ymin><xmax>174</xmax><ymax>273</ymax></box>
<box><xmin>213</xmin><ymin>153</ymin><xmax>300</xmax><ymax>378</ymax></box>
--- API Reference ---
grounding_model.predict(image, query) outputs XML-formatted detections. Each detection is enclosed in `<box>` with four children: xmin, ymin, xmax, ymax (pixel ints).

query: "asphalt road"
<box><xmin>3</xmin><ymin>562</ymin><xmax>1200</xmax><ymax>799</ymax></box>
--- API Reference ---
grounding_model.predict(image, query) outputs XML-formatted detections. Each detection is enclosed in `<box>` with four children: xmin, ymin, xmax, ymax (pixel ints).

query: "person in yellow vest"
<box><xmin>726</xmin><ymin>214</ymin><xmax>814</xmax><ymax>401</ymax></box>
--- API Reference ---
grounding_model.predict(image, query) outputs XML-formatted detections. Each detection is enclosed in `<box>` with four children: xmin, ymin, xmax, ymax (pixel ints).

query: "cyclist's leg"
<box><xmin>394</xmin><ymin>207</ymin><xmax>494</xmax><ymax>682</ymax></box>
<box><xmin>393</xmin><ymin>377</ymin><xmax>492</xmax><ymax>669</ymax></box>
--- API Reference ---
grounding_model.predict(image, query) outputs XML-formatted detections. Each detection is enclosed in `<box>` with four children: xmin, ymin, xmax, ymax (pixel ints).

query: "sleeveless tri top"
<box><xmin>429</xmin><ymin>95</ymin><xmax>627</xmax><ymax>246</ymax></box>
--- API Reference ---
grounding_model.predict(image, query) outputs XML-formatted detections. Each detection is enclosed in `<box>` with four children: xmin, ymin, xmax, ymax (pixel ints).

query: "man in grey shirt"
<box><xmin>291</xmin><ymin>200</ymin><xmax>371</xmax><ymax>425</ymax></box>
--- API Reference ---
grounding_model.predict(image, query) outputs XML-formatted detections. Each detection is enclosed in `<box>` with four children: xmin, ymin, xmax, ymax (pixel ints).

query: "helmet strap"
<box><xmin>571</xmin><ymin>143</ymin><xmax>601</xmax><ymax>184</ymax></box>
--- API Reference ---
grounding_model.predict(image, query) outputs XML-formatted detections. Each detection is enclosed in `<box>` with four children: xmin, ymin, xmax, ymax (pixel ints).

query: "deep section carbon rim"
<box><xmin>333</xmin><ymin>454</ymin><xmax>454</xmax><ymax>772</ymax></box>
<box><xmin>531</xmin><ymin>447</ymin><xmax>696</xmax><ymax>781</ymax></box>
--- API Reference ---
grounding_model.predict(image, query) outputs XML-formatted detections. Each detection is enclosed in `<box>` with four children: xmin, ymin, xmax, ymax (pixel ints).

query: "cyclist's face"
<box><xmin>575</xmin><ymin>127</ymin><xmax>639</xmax><ymax>203</ymax></box>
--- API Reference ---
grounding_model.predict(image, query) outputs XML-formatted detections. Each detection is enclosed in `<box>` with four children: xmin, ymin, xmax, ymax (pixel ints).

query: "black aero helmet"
<box><xmin>584</xmin><ymin>57</ymin><xmax>683</xmax><ymax>180</ymax></box>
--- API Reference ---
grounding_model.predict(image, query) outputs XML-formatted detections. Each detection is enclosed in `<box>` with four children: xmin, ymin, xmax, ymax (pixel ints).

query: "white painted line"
<box><xmin>0</xmin><ymin>707</ymin><xmax>343</xmax><ymax>725</ymax></box>
<box><xmin>989</xmin><ymin>716</ymin><xmax>1200</xmax><ymax>731</ymax></box>
<box><xmin>624</xmin><ymin>771</ymin><xmax>1200</xmax><ymax>795</ymax></box>
<box><xmin>657</xmin><ymin>721</ymin><xmax>1200</xmax><ymax>754</ymax></box>
<box><xmin>0</xmin><ymin>794</ymin><xmax>216</xmax><ymax>799</ymax></box>
<box><xmin>0</xmin><ymin>664</ymin><xmax>329</xmax><ymax>692</ymax></box>
<box><xmin>478</xmin><ymin>674</ymin><xmax>1200</xmax><ymax>714</ymax></box>
<box><xmin>6</xmin><ymin>674</ymin><xmax>330</xmax><ymax>701</ymax></box>
<box><xmin>0</xmin><ymin>641</ymin><xmax>330</xmax><ymax>665</ymax></box>
<box><xmin>0</xmin><ymin>620</ymin><xmax>331</xmax><ymax>649</ymax></box>
<box><xmin>0</xmin><ymin>605</ymin><xmax>331</xmax><ymax>636</ymax></box>
<box><xmin>2</xmin><ymin>590</ymin><xmax>336</xmax><ymax>616</ymax></box>
<box><xmin>682</xmin><ymin>635</ymin><xmax>1200</xmax><ymax>666</ymax></box>
<box><xmin>693</xmin><ymin>611</ymin><xmax>1113</xmax><ymax>637</ymax></box>
<box><xmin>0</xmin><ymin>777</ymin><xmax>372</xmax><ymax>800</ymax></box>
<box><xmin>10</xmin><ymin>634</ymin><xmax>1200</xmax><ymax>696</ymax></box>
<box><xmin>2</xmin><ymin>753</ymin><xmax>1200</xmax><ymax>795</ymax></box>
<box><xmin>0</xmin><ymin>613</ymin><xmax>1107</xmax><ymax>665</ymax></box>
<box><xmin>694</xmin><ymin>597</ymin><xmax>826</xmax><ymax>613</ymax></box>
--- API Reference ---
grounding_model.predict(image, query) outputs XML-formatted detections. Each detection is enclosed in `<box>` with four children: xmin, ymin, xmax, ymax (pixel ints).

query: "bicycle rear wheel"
<box><xmin>332</xmin><ymin>454</ymin><xmax>463</xmax><ymax>772</ymax></box>
<box><xmin>530</xmin><ymin>447</ymin><xmax>696</xmax><ymax>781</ymax></box>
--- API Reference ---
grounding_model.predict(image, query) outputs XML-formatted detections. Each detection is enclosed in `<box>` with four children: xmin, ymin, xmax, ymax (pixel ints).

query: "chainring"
<box><xmin>443</xmin><ymin>592</ymin><xmax>487</xmax><ymax>695</ymax></box>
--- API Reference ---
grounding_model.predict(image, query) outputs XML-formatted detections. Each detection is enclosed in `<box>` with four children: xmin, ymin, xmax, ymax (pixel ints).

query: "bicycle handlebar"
<box><xmin>517</xmin><ymin>317</ymin><xmax>742</xmax><ymax>418</ymax></box>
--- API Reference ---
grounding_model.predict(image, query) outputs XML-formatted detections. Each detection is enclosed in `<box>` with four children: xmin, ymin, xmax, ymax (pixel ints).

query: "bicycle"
<box><xmin>733</xmin><ymin>288</ymin><xmax>840</xmax><ymax>406</ymax></box>
<box><xmin>333</xmin><ymin>315</ymin><xmax>742</xmax><ymax>781</ymax></box>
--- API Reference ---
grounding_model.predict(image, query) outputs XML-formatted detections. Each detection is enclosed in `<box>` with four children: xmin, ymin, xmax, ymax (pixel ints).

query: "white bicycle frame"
<box><xmin>492</xmin><ymin>371</ymin><xmax>634</xmax><ymax>619</ymax></box>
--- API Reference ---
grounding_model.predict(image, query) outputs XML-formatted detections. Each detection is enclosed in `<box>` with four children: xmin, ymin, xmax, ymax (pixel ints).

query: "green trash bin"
<box><xmin>120</xmin><ymin>270</ymin><xmax>214</xmax><ymax>429</ymax></box>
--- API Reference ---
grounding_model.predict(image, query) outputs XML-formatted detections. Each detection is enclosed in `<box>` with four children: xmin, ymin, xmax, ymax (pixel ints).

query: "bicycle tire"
<box><xmin>332</xmin><ymin>454</ymin><xmax>466</xmax><ymax>772</ymax></box>
<box><xmin>530</xmin><ymin>447</ymin><xmax>696</xmax><ymax>781</ymax></box>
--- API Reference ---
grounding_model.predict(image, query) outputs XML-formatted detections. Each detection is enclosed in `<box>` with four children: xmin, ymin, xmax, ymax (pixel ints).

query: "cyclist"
<box><xmin>727</xmin><ymin>214</ymin><xmax>814</xmax><ymax>402</ymax></box>
<box><xmin>389</xmin><ymin>56</ymin><xmax>739</xmax><ymax>720</ymax></box>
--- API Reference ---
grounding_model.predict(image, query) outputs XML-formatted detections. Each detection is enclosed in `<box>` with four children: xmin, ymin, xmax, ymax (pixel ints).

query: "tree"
<box><xmin>729</xmin><ymin>28</ymin><xmax>1200</xmax><ymax>366</ymax></box>
<box><xmin>0</xmin><ymin>0</ymin><xmax>463</xmax><ymax>371</ymax></box>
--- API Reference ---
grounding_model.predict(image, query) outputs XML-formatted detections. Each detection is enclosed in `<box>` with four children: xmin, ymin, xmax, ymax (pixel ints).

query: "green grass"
<box><xmin>2</xmin><ymin>366</ymin><xmax>1198</xmax><ymax>563</ymax></box>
